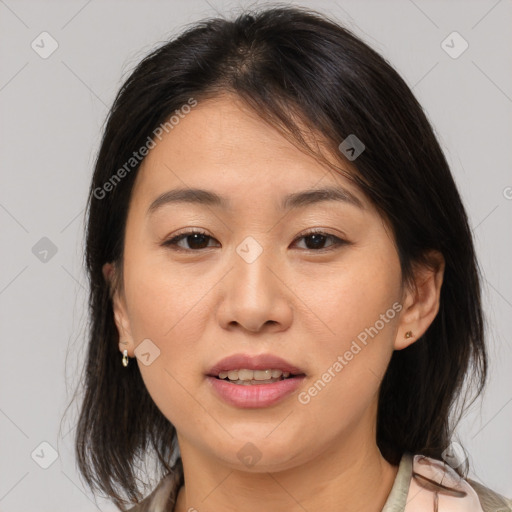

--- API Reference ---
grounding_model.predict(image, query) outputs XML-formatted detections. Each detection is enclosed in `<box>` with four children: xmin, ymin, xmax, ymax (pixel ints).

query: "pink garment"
<box><xmin>405</xmin><ymin>455</ymin><xmax>484</xmax><ymax>512</ymax></box>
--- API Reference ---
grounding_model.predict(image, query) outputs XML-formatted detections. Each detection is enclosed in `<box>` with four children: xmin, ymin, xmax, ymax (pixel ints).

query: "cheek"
<box><xmin>123</xmin><ymin>243</ymin><xmax>210</xmax><ymax>342</ymax></box>
<box><xmin>121</xmin><ymin>244</ymin><xmax>212</xmax><ymax>418</ymax></box>
<box><xmin>297</xmin><ymin>240</ymin><xmax>402</xmax><ymax>347</ymax></box>
<box><xmin>294</xmin><ymin>243</ymin><xmax>402</xmax><ymax>416</ymax></box>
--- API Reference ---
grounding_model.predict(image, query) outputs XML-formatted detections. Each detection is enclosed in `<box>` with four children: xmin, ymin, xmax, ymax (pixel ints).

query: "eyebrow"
<box><xmin>147</xmin><ymin>185</ymin><xmax>364</xmax><ymax>216</ymax></box>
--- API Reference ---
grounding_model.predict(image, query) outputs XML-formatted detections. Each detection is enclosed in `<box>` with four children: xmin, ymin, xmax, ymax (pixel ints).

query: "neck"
<box><xmin>174</xmin><ymin>426</ymin><xmax>399</xmax><ymax>512</ymax></box>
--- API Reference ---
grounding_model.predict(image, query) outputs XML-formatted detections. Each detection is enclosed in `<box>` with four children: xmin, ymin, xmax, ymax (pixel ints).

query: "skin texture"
<box><xmin>103</xmin><ymin>93</ymin><xmax>444</xmax><ymax>512</ymax></box>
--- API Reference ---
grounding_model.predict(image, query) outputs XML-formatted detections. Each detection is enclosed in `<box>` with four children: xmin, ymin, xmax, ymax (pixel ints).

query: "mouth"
<box><xmin>206</xmin><ymin>371</ymin><xmax>307</xmax><ymax>408</ymax></box>
<box><xmin>210</xmin><ymin>369</ymin><xmax>306</xmax><ymax>385</ymax></box>
<box><xmin>206</xmin><ymin>353</ymin><xmax>307</xmax><ymax>386</ymax></box>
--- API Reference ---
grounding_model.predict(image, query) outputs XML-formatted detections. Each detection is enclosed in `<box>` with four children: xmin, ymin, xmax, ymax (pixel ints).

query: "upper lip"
<box><xmin>207</xmin><ymin>353</ymin><xmax>306</xmax><ymax>376</ymax></box>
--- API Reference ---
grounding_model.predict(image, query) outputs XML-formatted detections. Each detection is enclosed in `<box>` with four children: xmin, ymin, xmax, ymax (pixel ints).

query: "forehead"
<box><xmin>131</xmin><ymin>94</ymin><xmax>365</xmax><ymax>211</ymax></box>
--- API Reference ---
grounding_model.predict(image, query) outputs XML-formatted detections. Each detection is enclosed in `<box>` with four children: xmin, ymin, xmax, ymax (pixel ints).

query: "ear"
<box><xmin>102</xmin><ymin>262</ymin><xmax>135</xmax><ymax>357</ymax></box>
<box><xmin>395</xmin><ymin>251</ymin><xmax>445</xmax><ymax>350</ymax></box>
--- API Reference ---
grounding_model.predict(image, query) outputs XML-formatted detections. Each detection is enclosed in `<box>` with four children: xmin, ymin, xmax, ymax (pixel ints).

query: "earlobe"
<box><xmin>112</xmin><ymin>291</ymin><xmax>134</xmax><ymax>357</ymax></box>
<box><xmin>102</xmin><ymin>262</ymin><xmax>135</xmax><ymax>357</ymax></box>
<box><xmin>102</xmin><ymin>262</ymin><xmax>114</xmax><ymax>284</ymax></box>
<box><xmin>394</xmin><ymin>251</ymin><xmax>445</xmax><ymax>350</ymax></box>
<box><xmin>394</xmin><ymin>329</ymin><xmax>416</xmax><ymax>350</ymax></box>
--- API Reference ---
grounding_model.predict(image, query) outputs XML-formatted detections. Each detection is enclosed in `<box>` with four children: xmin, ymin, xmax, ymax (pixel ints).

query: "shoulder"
<box><xmin>126</xmin><ymin>473</ymin><xmax>176</xmax><ymax>512</ymax></box>
<box><xmin>466</xmin><ymin>478</ymin><xmax>512</xmax><ymax>512</ymax></box>
<box><xmin>127</xmin><ymin>460</ymin><xmax>184</xmax><ymax>512</ymax></box>
<box><xmin>409</xmin><ymin>454</ymin><xmax>512</xmax><ymax>512</ymax></box>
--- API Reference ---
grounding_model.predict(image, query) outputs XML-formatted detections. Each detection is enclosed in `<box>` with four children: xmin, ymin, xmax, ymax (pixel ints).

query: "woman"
<box><xmin>74</xmin><ymin>5</ymin><xmax>511</xmax><ymax>512</ymax></box>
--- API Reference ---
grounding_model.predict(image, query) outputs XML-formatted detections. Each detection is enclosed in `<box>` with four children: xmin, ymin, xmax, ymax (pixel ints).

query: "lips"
<box><xmin>206</xmin><ymin>353</ymin><xmax>306</xmax><ymax>377</ymax></box>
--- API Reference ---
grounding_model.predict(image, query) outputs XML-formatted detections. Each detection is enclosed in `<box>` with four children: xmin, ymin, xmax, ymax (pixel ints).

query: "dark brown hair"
<box><xmin>71</xmin><ymin>4</ymin><xmax>487</xmax><ymax>509</ymax></box>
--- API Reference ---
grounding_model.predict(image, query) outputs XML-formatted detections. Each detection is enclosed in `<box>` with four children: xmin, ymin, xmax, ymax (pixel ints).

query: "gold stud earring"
<box><xmin>405</xmin><ymin>331</ymin><xmax>413</xmax><ymax>339</ymax></box>
<box><xmin>122</xmin><ymin>349</ymin><xmax>129</xmax><ymax>367</ymax></box>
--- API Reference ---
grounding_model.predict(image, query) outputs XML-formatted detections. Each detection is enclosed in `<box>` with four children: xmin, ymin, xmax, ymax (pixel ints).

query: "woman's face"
<box><xmin>108</xmin><ymin>93</ymin><xmax>413</xmax><ymax>471</ymax></box>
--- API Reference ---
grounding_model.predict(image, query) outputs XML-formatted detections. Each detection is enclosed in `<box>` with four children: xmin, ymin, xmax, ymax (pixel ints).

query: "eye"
<box><xmin>162</xmin><ymin>229</ymin><xmax>219</xmax><ymax>251</ymax></box>
<box><xmin>162</xmin><ymin>228</ymin><xmax>348</xmax><ymax>252</ymax></box>
<box><xmin>292</xmin><ymin>229</ymin><xmax>348</xmax><ymax>251</ymax></box>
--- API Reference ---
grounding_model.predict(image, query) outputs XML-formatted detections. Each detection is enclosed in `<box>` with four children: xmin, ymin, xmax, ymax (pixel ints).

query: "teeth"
<box><xmin>229</xmin><ymin>378</ymin><xmax>281</xmax><ymax>385</ymax></box>
<box><xmin>218</xmin><ymin>369</ymin><xmax>292</xmax><ymax>381</ymax></box>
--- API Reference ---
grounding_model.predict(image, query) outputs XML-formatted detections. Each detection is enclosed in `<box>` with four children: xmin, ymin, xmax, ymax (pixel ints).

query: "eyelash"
<box><xmin>162</xmin><ymin>228</ymin><xmax>349</xmax><ymax>253</ymax></box>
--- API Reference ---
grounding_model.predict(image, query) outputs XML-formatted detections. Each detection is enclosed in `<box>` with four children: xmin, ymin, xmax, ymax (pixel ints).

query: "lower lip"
<box><xmin>206</xmin><ymin>375</ymin><xmax>306</xmax><ymax>408</ymax></box>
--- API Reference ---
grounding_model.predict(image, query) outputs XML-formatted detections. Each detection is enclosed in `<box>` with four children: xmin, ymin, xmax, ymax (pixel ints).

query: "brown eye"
<box><xmin>293</xmin><ymin>230</ymin><xmax>348</xmax><ymax>251</ymax></box>
<box><xmin>162</xmin><ymin>229</ymin><xmax>348</xmax><ymax>252</ymax></box>
<box><xmin>163</xmin><ymin>230</ymin><xmax>219</xmax><ymax>251</ymax></box>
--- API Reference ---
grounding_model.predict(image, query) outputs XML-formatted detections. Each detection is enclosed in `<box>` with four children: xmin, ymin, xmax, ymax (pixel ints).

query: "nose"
<box><xmin>216</xmin><ymin>244</ymin><xmax>293</xmax><ymax>334</ymax></box>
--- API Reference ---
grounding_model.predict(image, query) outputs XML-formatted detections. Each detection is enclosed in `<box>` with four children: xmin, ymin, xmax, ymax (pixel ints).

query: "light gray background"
<box><xmin>0</xmin><ymin>0</ymin><xmax>511</xmax><ymax>510</ymax></box>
